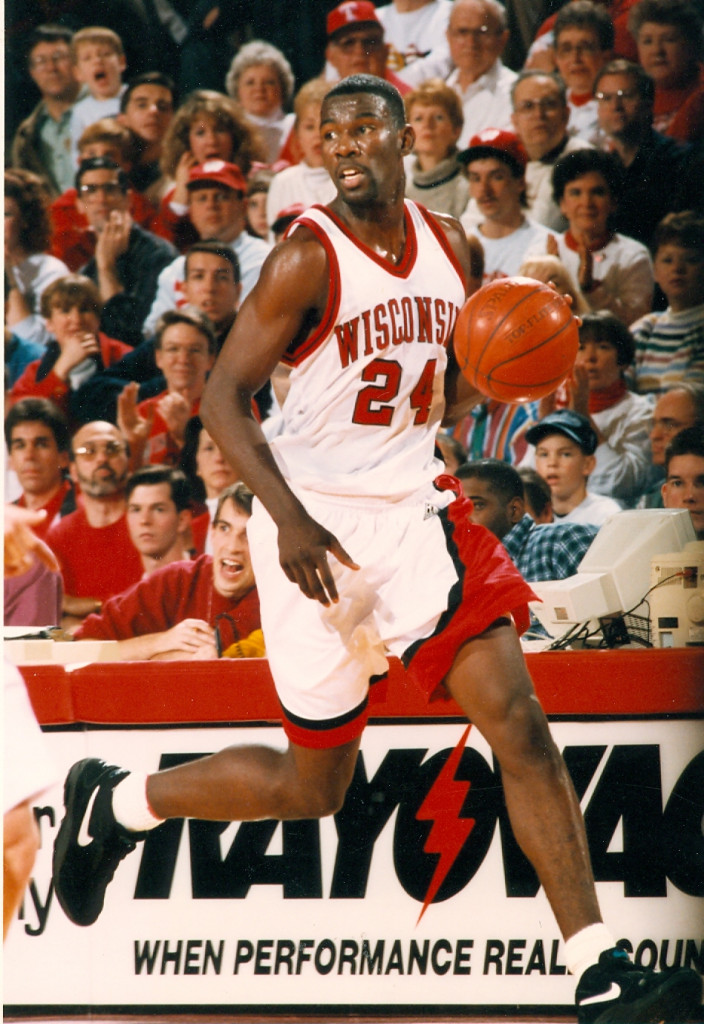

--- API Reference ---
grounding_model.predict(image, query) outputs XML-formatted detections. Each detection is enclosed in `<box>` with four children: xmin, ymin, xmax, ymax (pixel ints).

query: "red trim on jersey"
<box><xmin>404</xmin><ymin>494</ymin><xmax>535</xmax><ymax>701</ymax></box>
<box><xmin>281</xmin><ymin>696</ymin><xmax>370</xmax><ymax>749</ymax></box>
<box><xmin>281</xmin><ymin>213</ymin><xmax>342</xmax><ymax>368</ymax></box>
<box><xmin>301</xmin><ymin>204</ymin><xmax>419</xmax><ymax>279</ymax></box>
<box><xmin>415</xmin><ymin>202</ymin><xmax>468</xmax><ymax>294</ymax></box>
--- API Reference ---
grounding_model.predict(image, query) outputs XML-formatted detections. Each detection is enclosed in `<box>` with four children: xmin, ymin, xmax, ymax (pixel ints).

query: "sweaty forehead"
<box><xmin>321</xmin><ymin>92</ymin><xmax>390</xmax><ymax>124</ymax></box>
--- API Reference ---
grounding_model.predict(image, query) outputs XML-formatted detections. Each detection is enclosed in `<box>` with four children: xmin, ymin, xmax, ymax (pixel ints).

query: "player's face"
<box><xmin>446</xmin><ymin>0</ymin><xmax>508</xmax><ymax>82</ymax></box>
<box><xmin>636</xmin><ymin>22</ymin><xmax>695</xmax><ymax>87</ymax></box>
<box><xmin>121</xmin><ymin>84</ymin><xmax>174</xmax><ymax>143</ymax></box>
<box><xmin>461</xmin><ymin>475</ymin><xmax>518</xmax><ymax>539</ymax></box>
<box><xmin>575</xmin><ymin>337</ymin><xmax>621</xmax><ymax>391</ymax></box>
<box><xmin>650</xmin><ymin>391</ymin><xmax>697</xmax><ymax>466</ymax></box>
<box><xmin>326</xmin><ymin>27</ymin><xmax>388</xmax><ymax>79</ymax></box>
<box><xmin>44</xmin><ymin>299</ymin><xmax>100</xmax><ymax>347</ymax></box>
<box><xmin>28</xmin><ymin>41</ymin><xmax>76</xmax><ymax>101</ymax></box>
<box><xmin>73</xmin><ymin>42</ymin><xmax>126</xmax><ymax>99</ymax></box>
<box><xmin>296</xmin><ymin>102</ymin><xmax>324</xmax><ymax>167</ymax></box>
<box><xmin>466</xmin><ymin>157</ymin><xmax>524</xmax><ymax>222</ymax></box>
<box><xmin>511</xmin><ymin>77</ymin><xmax>569</xmax><ymax>158</ymax></box>
<box><xmin>196</xmin><ymin>428</ymin><xmax>238</xmax><ymax>499</ymax></box>
<box><xmin>155</xmin><ymin>323</ymin><xmax>215</xmax><ymax>394</ymax></box>
<box><xmin>321</xmin><ymin>93</ymin><xmax>410</xmax><ymax>207</ymax></box>
<box><xmin>188</xmin><ymin>185</ymin><xmax>244</xmax><ymax>242</ymax></box>
<box><xmin>654</xmin><ymin>244</ymin><xmax>704</xmax><ymax>312</ymax></box>
<box><xmin>127</xmin><ymin>482</ymin><xmax>188</xmax><ymax>557</ymax></box>
<box><xmin>661</xmin><ymin>455</ymin><xmax>704</xmax><ymax>538</ymax></box>
<box><xmin>236</xmin><ymin>63</ymin><xmax>282</xmax><ymax>118</ymax></box>
<box><xmin>595</xmin><ymin>73</ymin><xmax>647</xmax><ymax>138</ymax></box>
<box><xmin>188</xmin><ymin>116</ymin><xmax>235</xmax><ymax>164</ymax></box>
<box><xmin>70</xmin><ymin>424</ymin><xmax>130</xmax><ymax>498</ymax></box>
<box><xmin>76</xmin><ymin>168</ymin><xmax>130</xmax><ymax>232</ymax></box>
<box><xmin>210</xmin><ymin>500</ymin><xmax>255</xmax><ymax>599</ymax></box>
<box><xmin>558</xmin><ymin>171</ymin><xmax>615</xmax><ymax>237</ymax></box>
<box><xmin>554</xmin><ymin>27</ymin><xmax>609</xmax><ymax>95</ymax></box>
<box><xmin>408</xmin><ymin>102</ymin><xmax>461</xmax><ymax>163</ymax></box>
<box><xmin>8</xmin><ymin>422</ymin><xmax>68</xmax><ymax>497</ymax></box>
<box><xmin>184</xmin><ymin>252</ymin><xmax>240</xmax><ymax>327</ymax></box>
<box><xmin>534</xmin><ymin>434</ymin><xmax>594</xmax><ymax>503</ymax></box>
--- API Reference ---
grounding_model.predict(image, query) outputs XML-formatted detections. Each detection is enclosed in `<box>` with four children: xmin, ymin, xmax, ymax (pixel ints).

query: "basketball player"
<box><xmin>53</xmin><ymin>76</ymin><xmax>701</xmax><ymax>1023</ymax></box>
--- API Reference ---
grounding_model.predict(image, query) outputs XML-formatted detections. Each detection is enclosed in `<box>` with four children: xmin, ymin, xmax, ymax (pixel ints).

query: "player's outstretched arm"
<box><xmin>201</xmin><ymin>233</ymin><xmax>359</xmax><ymax>606</ymax></box>
<box><xmin>431</xmin><ymin>213</ymin><xmax>485</xmax><ymax>425</ymax></box>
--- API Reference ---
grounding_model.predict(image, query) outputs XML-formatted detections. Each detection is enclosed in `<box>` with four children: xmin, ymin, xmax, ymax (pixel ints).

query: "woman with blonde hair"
<box><xmin>225</xmin><ymin>41</ymin><xmax>296</xmax><ymax>164</ymax></box>
<box><xmin>403</xmin><ymin>79</ymin><xmax>469</xmax><ymax>220</ymax></box>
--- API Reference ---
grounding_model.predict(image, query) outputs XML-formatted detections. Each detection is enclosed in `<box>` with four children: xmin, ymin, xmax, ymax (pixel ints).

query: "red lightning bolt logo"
<box><xmin>415</xmin><ymin>725</ymin><xmax>475</xmax><ymax>924</ymax></box>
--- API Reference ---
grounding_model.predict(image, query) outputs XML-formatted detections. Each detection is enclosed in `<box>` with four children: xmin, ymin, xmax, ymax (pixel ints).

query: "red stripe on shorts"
<box><xmin>404</xmin><ymin>495</ymin><xmax>536</xmax><ymax>700</ymax></box>
<box><xmin>281</xmin><ymin>696</ymin><xmax>370</xmax><ymax>750</ymax></box>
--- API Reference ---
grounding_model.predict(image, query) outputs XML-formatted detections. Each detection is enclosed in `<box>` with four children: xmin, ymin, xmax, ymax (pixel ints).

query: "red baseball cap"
<box><xmin>271</xmin><ymin>203</ymin><xmax>306</xmax><ymax>235</ymax></box>
<box><xmin>458</xmin><ymin>129</ymin><xmax>528</xmax><ymax>175</ymax></box>
<box><xmin>186</xmin><ymin>160</ymin><xmax>247</xmax><ymax>194</ymax></box>
<box><xmin>327</xmin><ymin>1</ymin><xmax>381</xmax><ymax>39</ymax></box>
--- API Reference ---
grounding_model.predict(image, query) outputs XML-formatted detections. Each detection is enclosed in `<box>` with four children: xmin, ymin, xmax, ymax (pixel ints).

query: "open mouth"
<box><xmin>219</xmin><ymin>557</ymin><xmax>244</xmax><ymax>578</ymax></box>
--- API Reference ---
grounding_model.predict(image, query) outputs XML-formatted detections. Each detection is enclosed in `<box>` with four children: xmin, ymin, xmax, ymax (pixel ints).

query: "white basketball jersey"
<box><xmin>270</xmin><ymin>201</ymin><xmax>466</xmax><ymax>500</ymax></box>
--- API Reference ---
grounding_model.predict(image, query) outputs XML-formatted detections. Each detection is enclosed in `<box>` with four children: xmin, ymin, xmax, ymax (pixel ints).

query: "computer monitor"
<box><xmin>530</xmin><ymin>509</ymin><xmax>697</xmax><ymax>636</ymax></box>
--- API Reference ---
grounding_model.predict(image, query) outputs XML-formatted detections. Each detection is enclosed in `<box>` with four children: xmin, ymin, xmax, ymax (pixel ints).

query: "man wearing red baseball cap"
<box><xmin>458</xmin><ymin>127</ymin><xmax>550</xmax><ymax>282</ymax></box>
<box><xmin>324</xmin><ymin>0</ymin><xmax>411</xmax><ymax>94</ymax></box>
<box><xmin>144</xmin><ymin>159</ymin><xmax>271</xmax><ymax>336</ymax></box>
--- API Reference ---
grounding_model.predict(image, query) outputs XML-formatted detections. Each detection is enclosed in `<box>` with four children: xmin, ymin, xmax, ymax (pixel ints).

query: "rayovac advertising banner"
<box><xmin>5</xmin><ymin>714</ymin><xmax>703</xmax><ymax>1015</ymax></box>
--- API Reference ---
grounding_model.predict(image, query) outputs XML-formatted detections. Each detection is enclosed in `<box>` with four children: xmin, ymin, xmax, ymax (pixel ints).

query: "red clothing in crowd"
<box><xmin>14</xmin><ymin>479</ymin><xmax>73</xmax><ymax>540</ymax></box>
<box><xmin>138</xmin><ymin>392</ymin><xmax>200</xmax><ymax>466</ymax></box>
<box><xmin>46</xmin><ymin>507</ymin><xmax>143</xmax><ymax>600</ymax></box>
<box><xmin>653</xmin><ymin>65</ymin><xmax>704</xmax><ymax>144</ymax></box>
<box><xmin>49</xmin><ymin>188</ymin><xmax>175</xmax><ymax>271</ymax></box>
<box><xmin>75</xmin><ymin>554</ymin><xmax>261</xmax><ymax>641</ymax></box>
<box><xmin>10</xmin><ymin>333</ymin><xmax>132</xmax><ymax>419</ymax></box>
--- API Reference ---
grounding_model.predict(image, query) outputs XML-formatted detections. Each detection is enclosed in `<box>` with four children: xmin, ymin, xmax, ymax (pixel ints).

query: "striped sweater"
<box><xmin>630</xmin><ymin>303</ymin><xmax>704</xmax><ymax>395</ymax></box>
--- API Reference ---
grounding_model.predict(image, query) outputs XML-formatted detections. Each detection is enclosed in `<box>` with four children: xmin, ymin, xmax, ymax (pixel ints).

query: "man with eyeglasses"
<box><xmin>45</xmin><ymin>420</ymin><xmax>143</xmax><ymax>626</ymax></box>
<box><xmin>553</xmin><ymin>0</ymin><xmax>614</xmax><ymax>145</ymax></box>
<box><xmin>76</xmin><ymin>156</ymin><xmax>177</xmax><ymax>347</ymax></box>
<box><xmin>11</xmin><ymin>26</ymin><xmax>83</xmax><ymax>197</ymax></box>
<box><xmin>593</xmin><ymin>58</ymin><xmax>701</xmax><ymax>246</ymax></box>
<box><xmin>445</xmin><ymin>0</ymin><xmax>516</xmax><ymax>148</ymax></box>
<box><xmin>324</xmin><ymin>1</ymin><xmax>411</xmax><ymax>95</ymax></box>
<box><xmin>511</xmin><ymin>70</ymin><xmax>593</xmax><ymax>231</ymax></box>
<box><xmin>636</xmin><ymin>383</ymin><xmax>704</xmax><ymax>508</ymax></box>
<box><xmin>74</xmin><ymin>482</ymin><xmax>262</xmax><ymax>661</ymax></box>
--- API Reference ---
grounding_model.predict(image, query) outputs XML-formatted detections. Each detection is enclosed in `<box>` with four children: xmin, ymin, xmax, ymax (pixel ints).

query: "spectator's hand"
<box><xmin>277</xmin><ymin>509</ymin><xmax>359</xmax><ymax>606</ymax></box>
<box><xmin>53</xmin><ymin>332</ymin><xmax>101</xmax><ymax>379</ymax></box>
<box><xmin>160</xmin><ymin>618</ymin><xmax>217</xmax><ymax>656</ymax></box>
<box><xmin>203</xmin><ymin>6</ymin><xmax>220</xmax><ymax>29</ymax></box>
<box><xmin>573</xmin><ymin>235</ymin><xmax>594</xmax><ymax>292</ymax></box>
<box><xmin>569</xmin><ymin>362</ymin><xmax>590</xmax><ymax>416</ymax></box>
<box><xmin>117</xmin><ymin>382</ymin><xmax>155</xmax><ymax>454</ymax></box>
<box><xmin>546</xmin><ymin>234</ymin><xmax>559</xmax><ymax>258</ymax></box>
<box><xmin>172</xmin><ymin>151</ymin><xmax>198</xmax><ymax>206</ymax></box>
<box><xmin>4</xmin><ymin>505</ymin><xmax>60</xmax><ymax>578</ymax></box>
<box><xmin>537</xmin><ymin>389</ymin><xmax>559</xmax><ymax>420</ymax></box>
<box><xmin>95</xmin><ymin>210</ymin><xmax>133</xmax><ymax>270</ymax></box>
<box><xmin>157</xmin><ymin>392</ymin><xmax>191</xmax><ymax>447</ymax></box>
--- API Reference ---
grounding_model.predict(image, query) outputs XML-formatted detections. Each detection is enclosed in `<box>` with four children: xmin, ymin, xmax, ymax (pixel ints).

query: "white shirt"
<box><xmin>69</xmin><ymin>88</ymin><xmax>126</xmax><ymax>168</ymax></box>
<box><xmin>144</xmin><ymin>231</ymin><xmax>271</xmax><ymax>336</ymax></box>
<box><xmin>266</xmin><ymin>165</ymin><xmax>336</xmax><ymax>229</ymax></box>
<box><xmin>459</xmin><ymin>215</ymin><xmax>550</xmax><ymax>281</ymax></box>
<box><xmin>556</xmin><ymin>492</ymin><xmax>622</xmax><ymax>527</ymax></box>
<box><xmin>554</xmin><ymin>231</ymin><xmax>654</xmax><ymax>327</ymax></box>
<box><xmin>523</xmin><ymin>134</ymin><xmax>592</xmax><ymax>232</ymax></box>
<box><xmin>447</xmin><ymin>59</ymin><xmax>517</xmax><ymax>149</ymax></box>
<box><xmin>9</xmin><ymin>253</ymin><xmax>70</xmax><ymax>347</ymax></box>
<box><xmin>377</xmin><ymin>0</ymin><xmax>453</xmax><ymax>79</ymax></box>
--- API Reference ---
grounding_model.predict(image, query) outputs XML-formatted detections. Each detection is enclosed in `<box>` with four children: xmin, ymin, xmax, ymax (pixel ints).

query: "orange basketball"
<box><xmin>453</xmin><ymin>277</ymin><xmax>579</xmax><ymax>403</ymax></box>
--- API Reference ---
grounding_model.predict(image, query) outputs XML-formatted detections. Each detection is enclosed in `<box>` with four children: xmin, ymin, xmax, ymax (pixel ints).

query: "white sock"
<box><xmin>111</xmin><ymin>772</ymin><xmax>163</xmax><ymax>832</ymax></box>
<box><xmin>565</xmin><ymin>923</ymin><xmax>617</xmax><ymax>978</ymax></box>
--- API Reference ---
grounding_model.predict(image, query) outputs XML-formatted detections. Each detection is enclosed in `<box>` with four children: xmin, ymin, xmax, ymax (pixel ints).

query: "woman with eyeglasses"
<box><xmin>5</xmin><ymin>169</ymin><xmax>70</xmax><ymax>349</ymax></box>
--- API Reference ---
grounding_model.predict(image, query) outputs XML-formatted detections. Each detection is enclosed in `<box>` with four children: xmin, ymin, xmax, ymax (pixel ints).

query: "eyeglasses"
<box><xmin>594</xmin><ymin>88</ymin><xmax>640</xmax><ymax>103</ymax></box>
<box><xmin>30</xmin><ymin>52</ymin><xmax>71</xmax><ymax>68</ymax></box>
<box><xmin>73</xmin><ymin>441</ymin><xmax>126</xmax><ymax>459</ymax></box>
<box><xmin>514</xmin><ymin>98</ymin><xmax>563</xmax><ymax>115</ymax></box>
<box><xmin>449</xmin><ymin>25</ymin><xmax>502</xmax><ymax>42</ymax></box>
<box><xmin>78</xmin><ymin>182</ymin><xmax>126</xmax><ymax>197</ymax></box>
<box><xmin>555</xmin><ymin>41</ymin><xmax>601</xmax><ymax>57</ymax></box>
<box><xmin>334</xmin><ymin>33</ymin><xmax>384</xmax><ymax>53</ymax></box>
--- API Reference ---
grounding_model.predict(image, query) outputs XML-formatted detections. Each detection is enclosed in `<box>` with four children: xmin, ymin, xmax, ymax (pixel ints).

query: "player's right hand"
<box><xmin>278</xmin><ymin>514</ymin><xmax>359</xmax><ymax>606</ymax></box>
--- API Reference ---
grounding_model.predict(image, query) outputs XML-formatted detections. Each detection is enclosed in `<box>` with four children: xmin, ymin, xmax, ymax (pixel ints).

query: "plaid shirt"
<box><xmin>503</xmin><ymin>515</ymin><xmax>598</xmax><ymax>582</ymax></box>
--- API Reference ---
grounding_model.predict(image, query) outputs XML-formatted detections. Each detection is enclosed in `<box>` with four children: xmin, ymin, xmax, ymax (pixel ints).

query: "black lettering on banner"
<box><xmin>661</xmin><ymin>751</ymin><xmax>704</xmax><ymax>896</ymax></box>
<box><xmin>134</xmin><ymin>939</ymin><xmax>224</xmax><ymax>975</ymax></box>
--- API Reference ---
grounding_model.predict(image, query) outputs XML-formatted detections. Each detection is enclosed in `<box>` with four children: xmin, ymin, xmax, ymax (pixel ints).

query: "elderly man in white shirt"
<box><xmin>445</xmin><ymin>0</ymin><xmax>516</xmax><ymax>148</ymax></box>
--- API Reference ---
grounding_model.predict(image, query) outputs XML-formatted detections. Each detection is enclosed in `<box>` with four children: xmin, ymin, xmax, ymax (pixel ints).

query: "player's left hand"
<box><xmin>278</xmin><ymin>512</ymin><xmax>359</xmax><ymax>606</ymax></box>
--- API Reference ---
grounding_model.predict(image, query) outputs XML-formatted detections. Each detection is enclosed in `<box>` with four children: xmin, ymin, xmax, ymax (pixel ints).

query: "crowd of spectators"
<box><xmin>5</xmin><ymin>0</ymin><xmax>704</xmax><ymax>649</ymax></box>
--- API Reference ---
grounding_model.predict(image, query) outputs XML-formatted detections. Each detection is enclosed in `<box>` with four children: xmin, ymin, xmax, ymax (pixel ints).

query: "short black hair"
<box><xmin>27</xmin><ymin>24</ymin><xmax>73</xmax><ymax>60</ymax></box>
<box><xmin>518</xmin><ymin>467</ymin><xmax>552</xmax><ymax>519</ymax></box>
<box><xmin>511</xmin><ymin>69</ymin><xmax>567</xmax><ymax>106</ymax></box>
<box><xmin>154</xmin><ymin>307</ymin><xmax>218</xmax><ymax>356</ymax></box>
<box><xmin>75</xmin><ymin>156</ymin><xmax>130</xmax><ymax>193</ymax></box>
<box><xmin>593</xmin><ymin>58</ymin><xmax>655</xmax><ymax>105</ymax></box>
<box><xmin>5</xmin><ymin>398</ymin><xmax>70</xmax><ymax>453</ymax></box>
<box><xmin>120</xmin><ymin>71</ymin><xmax>176</xmax><ymax>113</ymax></box>
<box><xmin>185</xmin><ymin>241</ymin><xmax>241</xmax><ymax>284</ymax></box>
<box><xmin>554</xmin><ymin>0</ymin><xmax>615</xmax><ymax>50</ymax></box>
<box><xmin>652</xmin><ymin>211</ymin><xmax>704</xmax><ymax>258</ymax></box>
<box><xmin>665</xmin><ymin>424</ymin><xmax>704</xmax><ymax>473</ymax></box>
<box><xmin>125</xmin><ymin>465</ymin><xmax>192</xmax><ymax>512</ymax></box>
<box><xmin>456</xmin><ymin>459</ymin><xmax>524</xmax><ymax>503</ymax></box>
<box><xmin>552</xmin><ymin>147</ymin><xmax>625</xmax><ymax>203</ymax></box>
<box><xmin>323</xmin><ymin>74</ymin><xmax>406</xmax><ymax>131</ymax></box>
<box><xmin>579</xmin><ymin>311</ymin><xmax>635</xmax><ymax>368</ymax></box>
